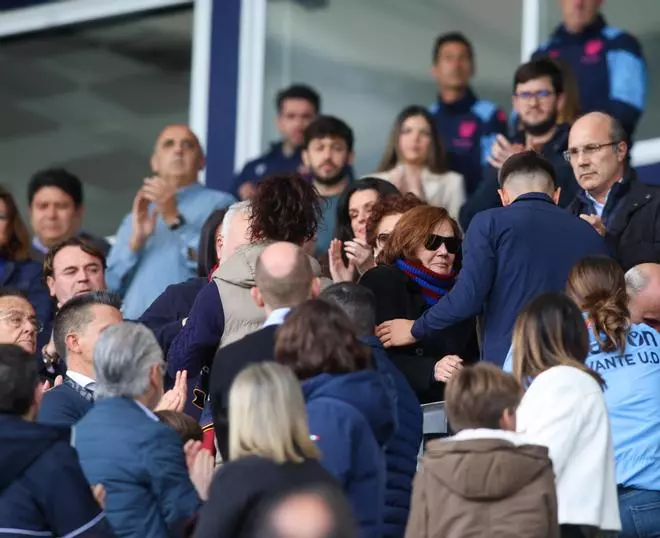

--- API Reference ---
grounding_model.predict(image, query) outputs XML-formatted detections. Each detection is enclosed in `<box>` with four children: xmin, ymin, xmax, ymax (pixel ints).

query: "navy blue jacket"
<box><xmin>75</xmin><ymin>397</ymin><xmax>201</xmax><ymax>538</ymax></box>
<box><xmin>139</xmin><ymin>277</ymin><xmax>207</xmax><ymax>355</ymax></box>
<box><xmin>233</xmin><ymin>142</ymin><xmax>303</xmax><ymax>195</ymax></box>
<box><xmin>412</xmin><ymin>193</ymin><xmax>609</xmax><ymax>366</ymax></box>
<box><xmin>38</xmin><ymin>382</ymin><xmax>93</xmax><ymax>426</ymax></box>
<box><xmin>363</xmin><ymin>336</ymin><xmax>422</xmax><ymax>538</ymax></box>
<box><xmin>429</xmin><ymin>88</ymin><xmax>507</xmax><ymax>195</ymax></box>
<box><xmin>303</xmin><ymin>370</ymin><xmax>396</xmax><ymax>538</ymax></box>
<box><xmin>0</xmin><ymin>415</ymin><xmax>113</xmax><ymax>537</ymax></box>
<box><xmin>0</xmin><ymin>258</ymin><xmax>54</xmax><ymax>353</ymax></box>
<box><xmin>533</xmin><ymin>14</ymin><xmax>646</xmax><ymax>139</ymax></box>
<box><xmin>459</xmin><ymin>123</ymin><xmax>579</xmax><ymax>230</ymax></box>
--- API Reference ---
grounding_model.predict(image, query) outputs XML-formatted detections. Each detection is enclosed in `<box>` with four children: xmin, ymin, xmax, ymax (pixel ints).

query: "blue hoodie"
<box><xmin>503</xmin><ymin>322</ymin><xmax>660</xmax><ymax>491</ymax></box>
<box><xmin>0</xmin><ymin>415</ymin><xmax>113</xmax><ymax>537</ymax></box>
<box><xmin>303</xmin><ymin>370</ymin><xmax>396</xmax><ymax>538</ymax></box>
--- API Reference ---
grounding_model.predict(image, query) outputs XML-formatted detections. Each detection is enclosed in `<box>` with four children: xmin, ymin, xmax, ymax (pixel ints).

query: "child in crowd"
<box><xmin>155</xmin><ymin>410</ymin><xmax>204</xmax><ymax>444</ymax></box>
<box><xmin>406</xmin><ymin>363</ymin><xmax>559</xmax><ymax>538</ymax></box>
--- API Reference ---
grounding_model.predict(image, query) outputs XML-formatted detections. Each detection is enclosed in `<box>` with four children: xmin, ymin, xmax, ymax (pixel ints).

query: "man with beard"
<box><xmin>302</xmin><ymin>116</ymin><xmax>355</xmax><ymax>256</ymax></box>
<box><xmin>459</xmin><ymin>59</ymin><xmax>579</xmax><ymax>230</ymax></box>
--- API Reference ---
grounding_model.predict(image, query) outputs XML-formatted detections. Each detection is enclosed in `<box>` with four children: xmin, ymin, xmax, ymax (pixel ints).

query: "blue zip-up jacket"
<box><xmin>0</xmin><ymin>415</ymin><xmax>113</xmax><ymax>538</ymax></box>
<box><xmin>232</xmin><ymin>142</ymin><xmax>304</xmax><ymax>195</ymax></box>
<box><xmin>429</xmin><ymin>88</ymin><xmax>507</xmax><ymax>195</ymax></box>
<box><xmin>303</xmin><ymin>370</ymin><xmax>396</xmax><ymax>538</ymax></box>
<box><xmin>363</xmin><ymin>336</ymin><xmax>422</xmax><ymax>538</ymax></box>
<box><xmin>412</xmin><ymin>192</ymin><xmax>609</xmax><ymax>367</ymax></box>
<box><xmin>532</xmin><ymin>14</ymin><xmax>647</xmax><ymax>139</ymax></box>
<box><xmin>584</xmin><ymin>322</ymin><xmax>660</xmax><ymax>491</ymax></box>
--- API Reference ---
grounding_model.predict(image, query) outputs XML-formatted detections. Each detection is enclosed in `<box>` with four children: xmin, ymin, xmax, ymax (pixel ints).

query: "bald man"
<box><xmin>566</xmin><ymin>112</ymin><xmax>660</xmax><ymax>270</ymax></box>
<box><xmin>626</xmin><ymin>263</ymin><xmax>660</xmax><ymax>330</ymax></box>
<box><xmin>105</xmin><ymin>125</ymin><xmax>235</xmax><ymax>319</ymax></box>
<box><xmin>210</xmin><ymin>241</ymin><xmax>321</xmax><ymax>459</ymax></box>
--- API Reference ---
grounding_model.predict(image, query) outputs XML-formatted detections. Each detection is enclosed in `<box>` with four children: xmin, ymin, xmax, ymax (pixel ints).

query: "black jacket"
<box><xmin>359</xmin><ymin>264</ymin><xmax>479</xmax><ymax>403</ymax></box>
<box><xmin>567</xmin><ymin>175</ymin><xmax>660</xmax><ymax>270</ymax></box>
<box><xmin>459</xmin><ymin>123</ymin><xmax>579</xmax><ymax>230</ymax></box>
<box><xmin>193</xmin><ymin>456</ymin><xmax>339</xmax><ymax>538</ymax></box>
<box><xmin>210</xmin><ymin>325</ymin><xmax>278</xmax><ymax>460</ymax></box>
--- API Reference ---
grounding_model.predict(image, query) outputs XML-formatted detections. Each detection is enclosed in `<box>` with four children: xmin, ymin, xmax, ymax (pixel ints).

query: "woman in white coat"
<box><xmin>371</xmin><ymin>106</ymin><xmax>465</xmax><ymax>221</ymax></box>
<box><xmin>511</xmin><ymin>292</ymin><xmax>621</xmax><ymax>538</ymax></box>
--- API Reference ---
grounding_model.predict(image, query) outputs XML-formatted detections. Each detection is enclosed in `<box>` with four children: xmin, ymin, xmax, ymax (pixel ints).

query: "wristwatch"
<box><xmin>168</xmin><ymin>213</ymin><xmax>186</xmax><ymax>230</ymax></box>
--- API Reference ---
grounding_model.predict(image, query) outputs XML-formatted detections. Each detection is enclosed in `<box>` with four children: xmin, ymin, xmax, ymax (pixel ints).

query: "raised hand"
<box><xmin>129</xmin><ymin>189</ymin><xmax>157</xmax><ymax>252</ymax></box>
<box><xmin>142</xmin><ymin>176</ymin><xmax>178</xmax><ymax>225</ymax></box>
<box><xmin>328</xmin><ymin>239</ymin><xmax>356</xmax><ymax>283</ymax></box>
<box><xmin>344</xmin><ymin>239</ymin><xmax>375</xmax><ymax>275</ymax></box>
<box><xmin>487</xmin><ymin>135</ymin><xmax>525</xmax><ymax>169</ymax></box>
<box><xmin>155</xmin><ymin>370</ymin><xmax>188</xmax><ymax>413</ymax></box>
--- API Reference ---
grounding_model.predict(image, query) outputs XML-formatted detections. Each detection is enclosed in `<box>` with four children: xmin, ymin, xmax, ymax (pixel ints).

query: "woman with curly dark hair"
<box><xmin>275</xmin><ymin>299</ymin><xmax>395</xmax><ymax>538</ymax></box>
<box><xmin>166</xmin><ymin>173</ymin><xmax>324</xmax><ymax>421</ymax></box>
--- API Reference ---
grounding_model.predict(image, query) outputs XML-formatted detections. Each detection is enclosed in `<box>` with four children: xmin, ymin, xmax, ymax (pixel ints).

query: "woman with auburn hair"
<box><xmin>565</xmin><ymin>256</ymin><xmax>660</xmax><ymax>538</ymax></box>
<box><xmin>366</xmin><ymin>193</ymin><xmax>424</xmax><ymax>263</ymax></box>
<box><xmin>359</xmin><ymin>204</ymin><xmax>478</xmax><ymax>404</ymax></box>
<box><xmin>511</xmin><ymin>292</ymin><xmax>620</xmax><ymax>538</ymax></box>
<box><xmin>0</xmin><ymin>186</ymin><xmax>52</xmax><ymax>344</ymax></box>
<box><xmin>371</xmin><ymin>105</ymin><xmax>465</xmax><ymax>219</ymax></box>
<box><xmin>275</xmin><ymin>299</ymin><xmax>395</xmax><ymax>538</ymax></box>
<box><xmin>193</xmin><ymin>362</ymin><xmax>338</xmax><ymax>538</ymax></box>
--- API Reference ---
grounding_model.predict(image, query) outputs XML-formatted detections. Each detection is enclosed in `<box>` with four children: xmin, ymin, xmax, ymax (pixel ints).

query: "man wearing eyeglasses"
<box><xmin>459</xmin><ymin>59</ymin><xmax>579</xmax><ymax>230</ymax></box>
<box><xmin>0</xmin><ymin>288</ymin><xmax>40</xmax><ymax>355</ymax></box>
<box><xmin>566</xmin><ymin>111</ymin><xmax>660</xmax><ymax>270</ymax></box>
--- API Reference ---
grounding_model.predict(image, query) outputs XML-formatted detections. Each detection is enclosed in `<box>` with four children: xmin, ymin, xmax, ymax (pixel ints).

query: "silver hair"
<box><xmin>93</xmin><ymin>322</ymin><xmax>164</xmax><ymax>399</ymax></box>
<box><xmin>625</xmin><ymin>266</ymin><xmax>649</xmax><ymax>298</ymax></box>
<box><xmin>220</xmin><ymin>200</ymin><xmax>251</xmax><ymax>240</ymax></box>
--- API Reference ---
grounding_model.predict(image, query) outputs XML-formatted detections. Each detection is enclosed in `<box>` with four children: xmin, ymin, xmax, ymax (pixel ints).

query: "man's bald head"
<box><xmin>151</xmin><ymin>124</ymin><xmax>205</xmax><ymax>185</ymax></box>
<box><xmin>626</xmin><ymin>263</ymin><xmax>660</xmax><ymax>330</ymax></box>
<box><xmin>254</xmin><ymin>242</ymin><xmax>318</xmax><ymax>310</ymax></box>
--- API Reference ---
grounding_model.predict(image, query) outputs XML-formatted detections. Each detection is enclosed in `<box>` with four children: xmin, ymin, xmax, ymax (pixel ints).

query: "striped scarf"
<box><xmin>395</xmin><ymin>258</ymin><xmax>456</xmax><ymax>305</ymax></box>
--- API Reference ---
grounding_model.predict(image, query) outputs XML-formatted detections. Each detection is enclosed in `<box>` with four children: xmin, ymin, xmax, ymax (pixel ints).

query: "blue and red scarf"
<box><xmin>395</xmin><ymin>258</ymin><xmax>456</xmax><ymax>305</ymax></box>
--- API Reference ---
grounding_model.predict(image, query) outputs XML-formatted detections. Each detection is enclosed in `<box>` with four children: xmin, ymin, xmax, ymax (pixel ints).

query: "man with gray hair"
<box><xmin>566</xmin><ymin>112</ymin><xmax>660</xmax><ymax>270</ymax></box>
<box><xmin>39</xmin><ymin>291</ymin><xmax>122</xmax><ymax>426</ymax></box>
<box><xmin>626</xmin><ymin>263</ymin><xmax>660</xmax><ymax>330</ymax></box>
<box><xmin>74</xmin><ymin>322</ymin><xmax>212</xmax><ymax>537</ymax></box>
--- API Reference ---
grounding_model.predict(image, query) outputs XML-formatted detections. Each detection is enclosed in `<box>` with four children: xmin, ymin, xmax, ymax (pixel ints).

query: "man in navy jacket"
<box><xmin>0</xmin><ymin>344</ymin><xmax>113</xmax><ymax>537</ymax></box>
<box><xmin>429</xmin><ymin>32</ymin><xmax>507</xmax><ymax>195</ymax></box>
<box><xmin>377</xmin><ymin>151</ymin><xmax>609</xmax><ymax>367</ymax></box>
<box><xmin>532</xmin><ymin>1</ymin><xmax>646</xmax><ymax>139</ymax></box>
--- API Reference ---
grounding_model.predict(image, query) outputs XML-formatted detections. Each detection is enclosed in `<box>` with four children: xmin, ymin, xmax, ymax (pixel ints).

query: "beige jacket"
<box><xmin>211</xmin><ymin>241</ymin><xmax>325</xmax><ymax>348</ymax></box>
<box><xmin>371</xmin><ymin>166</ymin><xmax>466</xmax><ymax>220</ymax></box>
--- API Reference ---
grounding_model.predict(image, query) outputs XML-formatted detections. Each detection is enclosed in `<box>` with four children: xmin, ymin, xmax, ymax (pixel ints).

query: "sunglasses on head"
<box><xmin>424</xmin><ymin>234</ymin><xmax>460</xmax><ymax>254</ymax></box>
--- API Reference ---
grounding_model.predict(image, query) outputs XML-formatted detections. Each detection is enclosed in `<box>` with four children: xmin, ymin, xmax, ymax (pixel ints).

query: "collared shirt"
<box><xmin>263</xmin><ymin>307</ymin><xmax>292</xmax><ymax>328</ymax></box>
<box><xmin>134</xmin><ymin>399</ymin><xmax>160</xmax><ymax>422</ymax></box>
<box><xmin>106</xmin><ymin>183</ymin><xmax>235</xmax><ymax>320</ymax></box>
<box><xmin>580</xmin><ymin>176</ymin><xmax>626</xmax><ymax>225</ymax></box>
<box><xmin>233</xmin><ymin>142</ymin><xmax>304</xmax><ymax>194</ymax></box>
<box><xmin>586</xmin><ymin>190</ymin><xmax>608</xmax><ymax>217</ymax></box>
<box><xmin>67</xmin><ymin>370</ymin><xmax>96</xmax><ymax>391</ymax></box>
<box><xmin>31</xmin><ymin>236</ymin><xmax>49</xmax><ymax>255</ymax></box>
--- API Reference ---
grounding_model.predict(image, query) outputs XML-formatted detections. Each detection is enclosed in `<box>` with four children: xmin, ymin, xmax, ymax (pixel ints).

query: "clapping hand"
<box><xmin>155</xmin><ymin>370</ymin><xmax>188</xmax><ymax>413</ymax></box>
<box><xmin>328</xmin><ymin>239</ymin><xmax>356</xmax><ymax>283</ymax></box>
<box><xmin>487</xmin><ymin>135</ymin><xmax>525</xmax><ymax>169</ymax></box>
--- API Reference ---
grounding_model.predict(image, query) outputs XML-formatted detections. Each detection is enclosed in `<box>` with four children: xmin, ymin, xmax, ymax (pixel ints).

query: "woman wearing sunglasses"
<box><xmin>359</xmin><ymin>205</ymin><xmax>478</xmax><ymax>404</ymax></box>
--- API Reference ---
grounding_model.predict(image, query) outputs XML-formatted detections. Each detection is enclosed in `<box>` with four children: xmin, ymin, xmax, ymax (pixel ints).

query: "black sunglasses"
<box><xmin>424</xmin><ymin>234</ymin><xmax>461</xmax><ymax>254</ymax></box>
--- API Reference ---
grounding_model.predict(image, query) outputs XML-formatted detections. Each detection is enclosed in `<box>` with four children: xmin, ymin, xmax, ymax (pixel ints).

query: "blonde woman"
<box><xmin>512</xmin><ymin>292</ymin><xmax>620</xmax><ymax>538</ymax></box>
<box><xmin>193</xmin><ymin>362</ymin><xmax>338</xmax><ymax>538</ymax></box>
<box><xmin>371</xmin><ymin>106</ymin><xmax>465</xmax><ymax>220</ymax></box>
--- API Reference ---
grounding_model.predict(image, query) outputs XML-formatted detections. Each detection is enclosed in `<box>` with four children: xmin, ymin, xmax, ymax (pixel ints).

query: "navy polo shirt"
<box><xmin>233</xmin><ymin>141</ymin><xmax>304</xmax><ymax>195</ymax></box>
<box><xmin>532</xmin><ymin>14</ymin><xmax>647</xmax><ymax>139</ymax></box>
<box><xmin>429</xmin><ymin>88</ymin><xmax>507</xmax><ymax>196</ymax></box>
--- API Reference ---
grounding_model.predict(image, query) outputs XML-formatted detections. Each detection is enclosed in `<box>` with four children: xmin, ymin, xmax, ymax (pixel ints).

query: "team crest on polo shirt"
<box><xmin>256</xmin><ymin>163</ymin><xmax>267</xmax><ymax>176</ymax></box>
<box><xmin>582</xmin><ymin>39</ymin><xmax>604</xmax><ymax>64</ymax></box>
<box><xmin>310</xmin><ymin>434</ymin><xmax>320</xmax><ymax>442</ymax></box>
<box><xmin>548</xmin><ymin>49</ymin><xmax>560</xmax><ymax>59</ymax></box>
<box><xmin>458</xmin><ymin>120</ymin><xmax>477</xmax><ymax>139</ymax></box>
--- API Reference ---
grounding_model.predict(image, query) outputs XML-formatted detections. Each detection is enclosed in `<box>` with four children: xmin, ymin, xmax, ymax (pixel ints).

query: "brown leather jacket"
<box><xmin>406</xmin><ymin>432</ymin><xmax>559</xmax><ymax>538</ymax></box>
